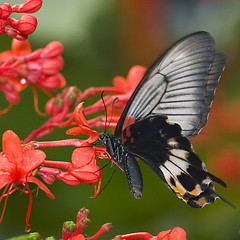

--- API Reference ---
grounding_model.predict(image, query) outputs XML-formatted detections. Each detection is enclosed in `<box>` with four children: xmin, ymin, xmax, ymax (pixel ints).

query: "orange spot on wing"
<box><xmin>167</xmin><ymin>177</ymin><xmax>186</xmax><ymax>197</ymax></box>
<box><xmin>189</xmin><ymin>188</ymin><xmax>201</xmax><ymax>197</ymax></box>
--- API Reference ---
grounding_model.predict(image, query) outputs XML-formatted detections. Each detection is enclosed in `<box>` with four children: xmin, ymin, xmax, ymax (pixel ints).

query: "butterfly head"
<box><xmin>99</xmin><ymin>132</ymin><xmax>109</xmax><ymax>145</ymax></box>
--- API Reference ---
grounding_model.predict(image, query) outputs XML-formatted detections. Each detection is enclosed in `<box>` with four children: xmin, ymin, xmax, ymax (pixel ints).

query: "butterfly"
<box><xmin>99</xmin><ymin>31</ymin><xmax>233</xmax><ymax>208</ymax></box>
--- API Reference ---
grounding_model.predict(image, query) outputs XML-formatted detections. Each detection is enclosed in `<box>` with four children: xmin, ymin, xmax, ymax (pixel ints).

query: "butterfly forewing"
<box><xmin>115</xmin><ymin>31</ymin><xmax>226</xmax><ymax>139</ymax></box>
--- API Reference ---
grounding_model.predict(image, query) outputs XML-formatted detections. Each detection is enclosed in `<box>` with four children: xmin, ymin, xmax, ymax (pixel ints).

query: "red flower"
<box><xmin>0</xmin><ymin>0</ymin><xmax>42</xmax><ymax>40</ymax></box>
<box><xmin>113</xmin><ymin>227</ymin><xmax>186</xmax><ymax>240</ymax></box>
<box><xmin>0</xmin><ymin>130</ymin><xmax>54</xmax><ymax>230</ymax></box>
<box><xmin>33</xmin><ymin>104</ymin><xmax>103</xmax><ymax>197</ymax></box>
<box><xmin>83</xmin><ymin>65</ymin><xmax>146</xmax><ymax>129</ymax></box>
<box><xmin>27</xmin><ymin>207</ymin><xmax>113</xmax><ymax>240</ymax></box>
<box><xmin>113</xmin><ymin>65</ymin><xmax>146</xmax><ymax>94</ymax></box>
<box><xmin>26</xmin><ymin>207</ymin><xmax>187</xmax><ymax>240</ymax></box>
<box><xmin>66</xmin><ymin>102</ymin><xmax>100</xmax><ymax>143</ymax></box>
<box><xmin>157</xmin><ymin>227</ymin><xmax>186</xmax><ymax>240</ymax></box>
<box><xmin>0</xmin><ymin>38</ymin><xmax>66</xmax><ymax>114</ymax></box>
<box><xmin>39</xmin><ymin>142</ymin><xmax>102</xmax><ymax>197</ymax></box>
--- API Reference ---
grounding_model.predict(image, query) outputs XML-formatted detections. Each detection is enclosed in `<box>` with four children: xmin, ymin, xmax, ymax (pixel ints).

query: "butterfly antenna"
<box><xmin>101</xmin><ymin>92</ymin><xmax>118</xmax><ymax>133</ymax></box>
<box><xmin>105</xmin><ymin>97</ymin><xmax>118</xmax><ymax>131</ymax></box>
<box><xmin>94</xmin><ymin>158</ymin><xmax>112</xmax><ymax>173</ymax></box>
<box><xmin>97</xmin><ymin>164</ymin><xmax>118</xmax><ymax>196</ymax></box>
<box><xmin>100</xmin><ymin>91</ymin><xmax>108</xmax><ymax>133</ymax></box>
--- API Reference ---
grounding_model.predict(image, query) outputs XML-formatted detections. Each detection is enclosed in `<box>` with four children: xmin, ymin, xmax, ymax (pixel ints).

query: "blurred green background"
<box><xmin>0</xmin><ymin>0</ymin><xmax>240</xmax><ymax>239</ymax></box>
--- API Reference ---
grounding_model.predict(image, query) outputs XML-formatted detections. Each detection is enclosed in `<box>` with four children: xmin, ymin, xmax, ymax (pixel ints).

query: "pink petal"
<box><xmin>72</xmin><ymin>147</ymin><xmax>95</xmax><ymax>167</ymax></box>
<box><xmin>2</xmin><ymin>130</ymin><xmax>23</xmax><ymax>165</ymax></box>
<box><xmin>27</xmin><ymin>176</ymin><xmax>55</xmax><ymax>199</ymax></box>
<box><xmin>73</xmin><ymin>103</ymin><xmax>90</xmax><ymax>126</ymax></box>
<box><xmin>168</xmin><ymin>227</ymin><xmax>186</xmax><ymax>240</ymax></box>
<box><xmin>66</xmin><ymin>126</ymin><xmax>83</xmax><ymax>135</ymax></box>
<box><xmin>70</xmin><ymin>164</ymin><xmax>100</xmax><ymax>184</ymax></box>
<box><xmin>21</xmin><ymin>149</ymin><xmax>46</xmax><ymax>174</ymax></box>
<box><xmin>0</xmin><ymin>173</ymin><xmax>12</xmax><ymax>189</ymax></box>
<box><xmin>0</xmin><ymin>155</ymin><xmax>14</xmax><ymax>173</ymax></box>
<box><xmin>67</xmin><ymin>125</ymin><xmax>99</xmax><ymax>144</ymax></box>
<box><xmin>157</xmin><ymin>230</ymin><xmax>171</xmax><ymax>240</ymax></box>
<box><xmin>113</xmin><ymin>76</ymin><xmax>129</xmax><ymax>91</ymax></box>
<box><xmin>127</xmin><ymin>65</ymin><xmax>146</xmax><ymax>90</ymax></box>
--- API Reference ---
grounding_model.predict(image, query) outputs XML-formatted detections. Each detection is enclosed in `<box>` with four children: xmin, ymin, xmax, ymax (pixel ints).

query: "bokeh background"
<box><xmin>0</xmin><ymin>0</ymin><xmax>240</xmax><ymax>239</ymax></box>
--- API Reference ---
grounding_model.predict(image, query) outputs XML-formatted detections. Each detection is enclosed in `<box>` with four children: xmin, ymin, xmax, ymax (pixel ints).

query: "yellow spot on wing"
<box><xmin>168</xmin><ymin>138</ymin><xmax>179</xmax><ymax>148</ymax></box>
<box><xmin>167</xmin><ymin>177</ymin><xmax>186</xmax><ymax>197</ymax></box>
<box><xmin>195</xmin><ymin>198</ymin><xmax>207</xmax><ymax>207</ymax></box>
<box><xmin>189</xmin><ymin>187</ymin><xmax>201</xmax><ymax>196</ymax></box>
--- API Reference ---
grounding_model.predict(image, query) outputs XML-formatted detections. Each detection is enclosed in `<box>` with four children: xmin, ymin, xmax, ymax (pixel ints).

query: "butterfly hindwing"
<box><xmin>122</xmin><ymin>114</ymin><xmax>226</xmax><ymax>207</ymax></box>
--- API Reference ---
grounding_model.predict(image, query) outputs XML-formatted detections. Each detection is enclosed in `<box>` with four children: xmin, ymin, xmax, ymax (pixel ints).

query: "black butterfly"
<box><xmin>99</xmin><ymin>31</ymin><xmax>233</xmax><ymax>208</ymax></box>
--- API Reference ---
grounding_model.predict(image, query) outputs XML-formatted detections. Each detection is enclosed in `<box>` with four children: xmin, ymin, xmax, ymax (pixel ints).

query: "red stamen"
<box><xmin>30</xmin><ymin>84</ymin><xmax>46</xmax><ymax>116</ymax></box>
<box><xmin>87</xmin><ymin>223</ymin><xmax>113</xmax><ymax>240</ymax></box>
<box><xmin>0</xmin><ymin>103</ymin><xmax>13</xmax><ymax>115</ymax></box>
<box><xmin>116</xmin><ymin>232</ymin><xmax>154</xmax><ymax>240</ymax></box>
<box><xmin>0</xmin><ymin>183</ymin><xmax>13</xmax><ymax>223</ymax></box>
<box><xmin>24</xmin><ymin>183</ymin><xmax>32</xmax><ymax>231</ymax></box>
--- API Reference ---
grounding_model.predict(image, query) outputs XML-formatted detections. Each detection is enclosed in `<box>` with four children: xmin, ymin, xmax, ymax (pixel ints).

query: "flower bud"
<box><xmin>12</xmin><ymin>0</ymin><xmax>43</xmax><ymax>13</ymax></box>
<box><xmin>78</xmin><ymin>217</ymin><xmax>91</xmax><ymax>231</ymax></box>
<box><xmin>0</xmin><ymin>81</ymin><xmax>20</xmax><ymax>104</ymax></box>
<box><xmin>45</xmin><ymin>237</ymin><xmax>56</xmax><ymax>240</ymax></box>
<box><xmin>42</xmin><ymin>57</ymin><xmax>64</xmax><ymax>75</ymax></box>
<box><xmin>43</xmin><ymin>41</ymin><xmax>63</xmax><ymax>58</ymax></box>
<box><xmin>27</xmin><ymin>232</ymin><xmax>41</xmax><ymax>240</ymax></box>
<box><xmin>26</xmin><ymin>61</ymin><xmax>42</xmax><ymax>84</ymax></box>
<box><xmin>0</xmin><ymin>3</ymin><xmax>12</xmax><ymax>19</ymax></box>
<box><xmin>38</xmin><ymin>171</ymin><xmax>56</xmax><ymax>185</ymax></box>
<box><xmin>18</xmin><ymin>14</ymin><xmax>37</xmax><ymax>35</ymax></box>
<box><xmin>37</xmin><ymin>73</ymin><xmax>65</xmax><ymax>90</ymax></box>
<box><xmin>63</xmin><ymin>221</ymin><xmax>77</xmax><ymax>236</ymax></box>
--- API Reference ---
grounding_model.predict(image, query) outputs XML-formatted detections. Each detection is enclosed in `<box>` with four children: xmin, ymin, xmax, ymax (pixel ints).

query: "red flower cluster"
<box><xmin>23</xmin><ymin>65</ymin><xmax>146</xmax><ymax>142</ymax></box>
<box><xmin>0</xmin><ymin>0</ymin><xmax>42</xmax><ymax>40</ymax></box>
<box><xmin>26</xmin><ymin>207</ymin><xmax>186</xmax><ymax>240</ymax></box>
<box><xmin>0</xmin><ymin>66</ymin><xmax>146</xmax><ymax>228</ymax></box>
<box><xmin>113</xmin><ymin>227</ymin><xmax>186</xmax><ymax>240</ymax></box>
<box><xmin>0</xmin><ymin>129</ymin><xmax>102</xmax><ymax>230</ymax></box>
<box><xmin>0</xmin><ymin>130</ymin><xmax>54</xmax><ymax>231</ymax></box>
<box><xmin>0</xmin><ymin>38</ymin><xmax>65</xmax><ymax>114</ymax></box>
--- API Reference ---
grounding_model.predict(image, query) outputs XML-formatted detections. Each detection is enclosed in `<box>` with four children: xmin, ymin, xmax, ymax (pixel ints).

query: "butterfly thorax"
<box><xmin>99</xmin><ymin>133</ymin><xmax>125</xmax><ymax>165</ymax></box>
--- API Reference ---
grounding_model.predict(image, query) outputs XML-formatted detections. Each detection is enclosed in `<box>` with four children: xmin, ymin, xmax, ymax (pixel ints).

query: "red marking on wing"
<box><xmin>121</xmin><ymin>116</ymin><xmax>136</xmax><ymax>143</ymax></box>
<box><xmin>122</xmin><ymin>115</ymin><xmax>136</xmax><ymax>130</ymax></box>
